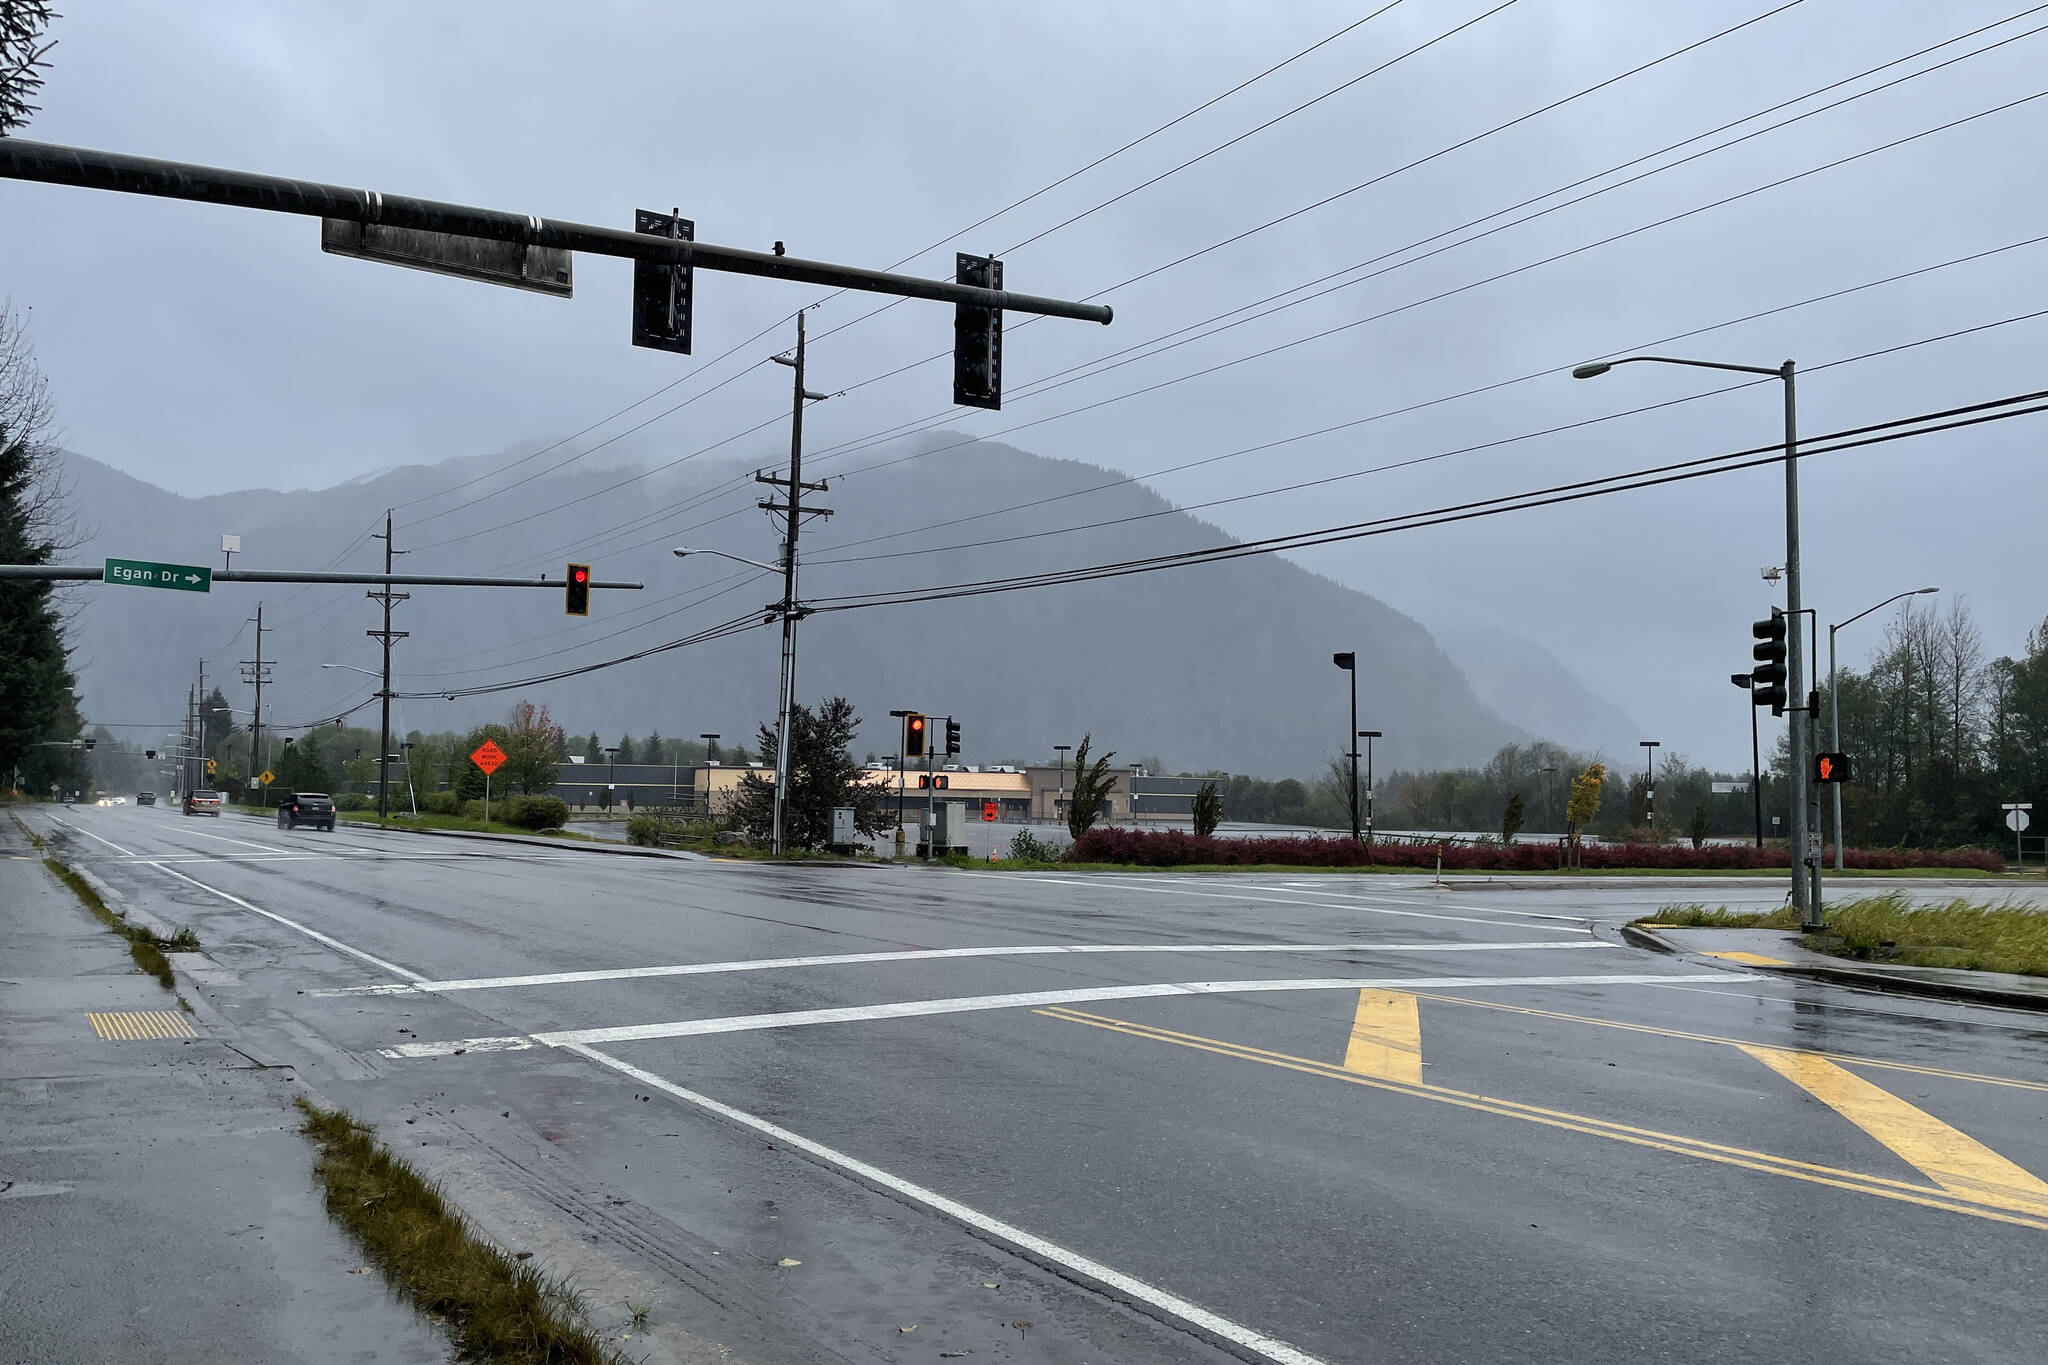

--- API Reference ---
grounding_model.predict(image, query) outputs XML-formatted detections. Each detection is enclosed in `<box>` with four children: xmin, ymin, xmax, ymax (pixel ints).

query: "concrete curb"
<box><xmin>1623</xmin><ymin>923</ymin><xmax>2048</xmax><ymax>1013</ymax></box>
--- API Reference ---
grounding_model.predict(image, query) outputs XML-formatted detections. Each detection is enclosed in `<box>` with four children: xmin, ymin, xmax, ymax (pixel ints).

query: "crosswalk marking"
<box><xmin>1343</xmin><ymin>990</ymin><xmax>1422</xmax><ymax>1082</ymax></box>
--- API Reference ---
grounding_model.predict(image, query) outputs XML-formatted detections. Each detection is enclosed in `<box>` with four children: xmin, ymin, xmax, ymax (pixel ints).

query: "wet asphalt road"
<box><xmin>31</xmin><ymin>803</ymin><xmax>2048</xmax><ymax>1365</ymax></box>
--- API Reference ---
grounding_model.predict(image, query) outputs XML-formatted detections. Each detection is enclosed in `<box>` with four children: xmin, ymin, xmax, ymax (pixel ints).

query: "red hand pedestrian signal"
<box><xmin>1813</xmin><ymin>751</ymin><xmax>1851</xmax><ymax>784</ymax></box>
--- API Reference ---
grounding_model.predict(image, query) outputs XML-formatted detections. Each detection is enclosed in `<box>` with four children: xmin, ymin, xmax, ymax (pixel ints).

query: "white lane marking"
<box><xmin>1234</xmin><ymin>883</ymin><xmax>1591</xmax><ymax>925</ymax></box>
<box><xmin>317</xmin><ymin>937</ymin><xmax>1617</xmax><ymax>996</ymax></box>
<box><xmin>565</xmin><ymin>1042</ymin><xmax>1333</xmax><ymax>1365</ymax></box>
<box><xmin>523</xmin><ymin>973</ymin><xmax>1747</xmax><ymax>1049</ymax></box>
<box><xmin>152</xmin><ymin>824</ymin><xmax>304</xmax><ymax>855</ymax></box>
<box><xmin>962</xmin><ymin>872</ymin><xmax>1589</xmax><ymax>933</ymax></box>
<box><xmin>144</xmin><ymin>862</ymin><xmax>427</xmax><ymax>981</ymax></box>
<box><xmin>46</xmin><ymin>817</ymin><xmax>135</xmax><ymax>858</ymax></box>
<box><xmin>383</xmin><ymin>1035</ymin><xmax>536</xmax><ymax>1058</ymax></box>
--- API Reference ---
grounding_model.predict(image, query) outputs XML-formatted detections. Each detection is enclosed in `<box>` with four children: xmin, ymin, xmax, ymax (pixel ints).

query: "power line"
<box><xmin>799</xmin><ymin>23</ymin><xmax>2048</xmax><ymax>477</ymax></box>
<box><xmin>807</xmin><ymin>231</ymin><xmax>2048</xmax><ymax>559</ymax></box>
<box><xmin>805</xmin><ymin>390</ymin><xmax>2048</xmax><ymax>613</ymax></box>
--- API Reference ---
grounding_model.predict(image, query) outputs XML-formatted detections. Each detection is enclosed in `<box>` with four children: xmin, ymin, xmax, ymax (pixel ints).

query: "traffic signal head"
<box><xmin>1750</xmin><ymin>614</ymin><xmax>1789</xmax><ymax>715</ymax></box>
<box><xmin>945</xmin><ymin>719</ymin><xmax>962</xmax><ymax>756</ymax></box>
<box><xmin>905</xmin><ymin>712</ymin><xmax>927</xmax><ymax>757</ymax></box>
<box><xmin>952</xmin><ymin>253</ymin><xmax>1003</xmax><ymax>410</ymax></box>
<box><xmin>565</xmin><ymin>563</ymin><xmax>591</xmax><ymax>616</ymax></box>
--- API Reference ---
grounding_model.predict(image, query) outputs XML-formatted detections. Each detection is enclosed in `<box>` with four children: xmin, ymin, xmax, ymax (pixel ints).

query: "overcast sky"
<box><xmin>6</xmin><ymin>0</ymin><xmax>2046</xmax><ymax>769</ymax></box>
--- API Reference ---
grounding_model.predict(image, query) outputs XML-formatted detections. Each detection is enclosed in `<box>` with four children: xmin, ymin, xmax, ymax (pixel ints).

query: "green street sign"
<box><xmin>103</xmin><ymin>558</ymin><xmax>212</xmax><ymax>593</ymax></box>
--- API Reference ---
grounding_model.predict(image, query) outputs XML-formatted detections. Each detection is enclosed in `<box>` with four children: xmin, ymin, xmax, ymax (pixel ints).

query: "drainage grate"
<box><xmin>87</xmin><ymin>1010</ymin><xmax>198</xmax><ymax>1040</ymax></box>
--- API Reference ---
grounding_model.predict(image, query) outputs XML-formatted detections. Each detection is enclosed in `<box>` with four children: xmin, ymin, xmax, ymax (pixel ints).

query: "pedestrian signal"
<box><xmin>1813</xmin><ymin>752</ymin><xmax>1852</xmax><ymax>784</ymax></box>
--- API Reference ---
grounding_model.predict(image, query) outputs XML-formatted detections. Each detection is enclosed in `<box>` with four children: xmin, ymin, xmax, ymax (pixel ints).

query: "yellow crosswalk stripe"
<box><xmin>1343</xmin><ymin>990</ymin><xmax>1423</xmax><ymax>1083</ymax></box>
<box><xmin>1741</xmin><ymin>1045</ymin><xmax>2048</xmax><ymax>1217</ymax></box>
<box><xmin>85</xmin><ymin>1010</ymin><xmax>197</xmax><ymax>1040</ymax></box>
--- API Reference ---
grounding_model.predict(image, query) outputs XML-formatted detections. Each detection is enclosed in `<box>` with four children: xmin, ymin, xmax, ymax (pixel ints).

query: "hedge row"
<box><xmin>1063</xmin><ymin>827</ymin><xmax>2004</xmax><ymax>873</ymax></box>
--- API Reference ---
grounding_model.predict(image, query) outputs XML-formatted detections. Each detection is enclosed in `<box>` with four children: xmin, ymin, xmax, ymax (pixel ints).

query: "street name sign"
<box><xmin>470</xmin><ymin>740</ymin><xmax>507</xmax><ymax>776</ymax></box>
<box><xmin>104</xmin><ymin>558</ymin><xmax>211</xmax><ymax>592</ymax></box>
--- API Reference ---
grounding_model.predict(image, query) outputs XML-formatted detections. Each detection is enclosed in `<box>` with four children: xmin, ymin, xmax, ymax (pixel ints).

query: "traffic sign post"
<box><xmin>2005</xmin><ymin>803</ymin><xmax>2034</xmax><ymax>866</ymax></box>
<box><xmin>471</xmin><ymin>740</ymin><xmax>507</xmax><ymax>826</ymax></box>
<box><xmin>104</xmin><ymin>558</ymin><xmax>211</xmax><ymax>592</ymax></box>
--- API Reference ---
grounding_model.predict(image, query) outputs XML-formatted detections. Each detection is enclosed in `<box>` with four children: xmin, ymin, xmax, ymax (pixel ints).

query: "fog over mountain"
<box><xmin>56</xmin><ymin>434</ymin><xmax>1640</xmax><ymax>779</ymax></box>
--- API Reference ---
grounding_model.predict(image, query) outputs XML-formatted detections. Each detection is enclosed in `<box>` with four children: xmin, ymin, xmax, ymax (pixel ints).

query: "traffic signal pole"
<box><xmin>368</xmin><ymin>510</ymin><xmax>409</xmax><ymax>820</ymax></box>
<box><xmin>1778</xmin><ymin>361</ymin><xmax>1822</xmax><ymax>926</ymax></box>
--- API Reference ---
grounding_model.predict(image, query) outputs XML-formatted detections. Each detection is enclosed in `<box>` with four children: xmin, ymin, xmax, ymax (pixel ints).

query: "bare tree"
<box><xmin>1941</xmin><ymin>597</ymin><xmax>1985</xmax><ymax>769</ymax></box>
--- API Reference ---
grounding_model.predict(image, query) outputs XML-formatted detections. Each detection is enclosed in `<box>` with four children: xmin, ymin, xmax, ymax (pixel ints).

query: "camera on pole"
<box><xmin>1751</xmin><ymin>613</ymin><xmax>1789</xmax><ymax>715</ymax></box>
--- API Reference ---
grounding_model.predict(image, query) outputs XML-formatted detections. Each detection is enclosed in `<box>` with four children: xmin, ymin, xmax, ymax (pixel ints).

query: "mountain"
<box><xmin>54</xmin><ymin>433</ymin><xmax>1533</xmax><ymax>778</ymax></box>
<box><xmin>1432</xmin><ymin>623</ymin><xmax>1643</xmax><ymax>763</ymax></box>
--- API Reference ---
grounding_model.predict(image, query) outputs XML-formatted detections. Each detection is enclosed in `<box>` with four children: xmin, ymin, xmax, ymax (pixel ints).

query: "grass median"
<box><xmin>297</xmin><ymin>1100</ymin><xmax>624</xmax><ymax>1365</ymax></box>
<box><xmin>1640</xmin><ymin>893</ymin><xmax>2048</xmax><ymax>977</ymax></box>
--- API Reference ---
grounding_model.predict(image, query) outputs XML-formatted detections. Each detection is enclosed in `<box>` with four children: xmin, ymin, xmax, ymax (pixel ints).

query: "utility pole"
<box><xmin>1778</xmin><ymin>361</ymin><xmax>1821</xmax><ymax>924</ymax></box>
<box><xmin>195</xmin><ymin>659</ymin><xmax>206</xmax><ymax>793</ymax></box>
<box><xmin>367</xmin><ymin>510</ymin><xmax>409</xmax><ymax>820</ymax></box>
<box><xmin>241</xmin><ymin>603</ymin><xmax>269</xmax><ymax>803</ymax></box>
<box><xmin>759</xmin><ymin>312</ymin><xmax>831</xmax><ymax>856</ymax></box>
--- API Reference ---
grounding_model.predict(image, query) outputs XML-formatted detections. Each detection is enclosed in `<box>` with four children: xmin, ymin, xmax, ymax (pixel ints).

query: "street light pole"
<box><xmin>1359</xmin><ymin>730</ymin><xmax>1382</xmax><ymax>846</ymax></box>
<box><xmin>1640</xmin><ymin>740</ymin><xmax>1660</xmax><ymax>834</ymax></box>
<box><xmin>1333</xmin><ymin>652</ymin><xmax>1359</xmax><ymax>843</ymax></box>
<box><xmin>1572</xmin><ymin>353</ymin><xmax>1811</xmax><ymax>921</ymax></box>
<box><xmin>1053</xmin><ymin>744</ymin><xmax>1072</xmax><ymax>828</ymax></box>
<box><xmin>1828</xmin><ymin>586</ymin><xmax>1939</xmax><ymax>870</ymax></box>
<box><xmin>1730</xmin><ymin>674</ymin><xmax>1764</xmax><ymax>847</ymax></box>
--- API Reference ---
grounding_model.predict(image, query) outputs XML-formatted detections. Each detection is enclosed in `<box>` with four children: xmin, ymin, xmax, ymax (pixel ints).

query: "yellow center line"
<box><xmin>1402</xmin><ymin>991</ymin><xmax>2048</xmax><ymax>1093</ymax></box>
<box><xmin>1740</xmin><ymin>1045</ymin><xmax>2048</xmax><ymax>1217</ymax></box>
<box><xmin>1034</xmin><ymin>1006</ymin><xmax>2048</xmax><ymax>1232</ymax></box>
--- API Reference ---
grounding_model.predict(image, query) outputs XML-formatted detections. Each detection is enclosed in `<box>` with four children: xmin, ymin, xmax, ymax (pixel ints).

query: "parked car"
<box><xmin>278</xmin><ymin>792</ymin><xmax>336</xmax><ymax>832</ymax></box>
<box><xmin>136</xmin><ymin>791</ymin><xmax>155</xmax><ymax>806</ymax></box>
<box><xmin>183</xmin><ymin>789</ymin><xmax>223</xmax><ymax>817</ymax></box>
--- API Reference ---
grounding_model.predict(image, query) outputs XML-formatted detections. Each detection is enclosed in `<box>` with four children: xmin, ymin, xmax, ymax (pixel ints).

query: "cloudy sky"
<box><xmin>6</xmin><ymin>0</ymin><xmax>2046</xmax><ymax>768</ymax></box>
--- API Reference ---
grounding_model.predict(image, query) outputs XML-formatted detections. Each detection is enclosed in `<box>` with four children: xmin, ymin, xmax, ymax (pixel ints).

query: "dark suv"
<box><xmin>278</xmin><ymin>793</ymin><xmax>336</xmax><ymax>832</ymax></box>
<box><xmin>136</xmin><ymin>791</ymin><xmax>156</xmax><ymax>806</ymax></box>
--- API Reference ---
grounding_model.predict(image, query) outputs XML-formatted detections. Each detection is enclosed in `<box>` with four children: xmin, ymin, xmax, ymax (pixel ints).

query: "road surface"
<box><xmin>27</xmin><ymin>802</ymin><xmax>2048</xmax><ymax>1364</ymax></box>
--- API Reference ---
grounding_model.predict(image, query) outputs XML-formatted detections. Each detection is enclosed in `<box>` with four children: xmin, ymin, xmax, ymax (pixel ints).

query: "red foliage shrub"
<box><xmin>1063</xmin><ymin>827</ymin><xmax>2003</xmax><ymax>873</ymax></box>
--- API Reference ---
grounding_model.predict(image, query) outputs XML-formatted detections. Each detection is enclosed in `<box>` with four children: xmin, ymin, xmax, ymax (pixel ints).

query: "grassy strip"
<box><xmin>296</xmin><ymin>1100</ymin><xmax>623</xmax><ymax>1365</ymax></box>
<box><xmin>1638</xmin><ymin>894</ymin><xmax>2048</xmax><ymax>976</ymax></box>
<box><xmin>1635</xmin><ymin>904</ymin><xmax>1801</xmax><ymax>929</ymax></box>
<box><xmin>43</xmin><ymin>858</ymin><xmax>179</xmax><ymax>989</ymax></box>
<box><xmin>938</xmin><ymin>858</ymin><xmax>1998</xmax><ymax>878</ymax></box>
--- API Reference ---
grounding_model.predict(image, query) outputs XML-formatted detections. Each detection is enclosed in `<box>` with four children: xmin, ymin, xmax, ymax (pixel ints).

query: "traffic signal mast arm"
<box><xmin>0</xmin><ymin>565</ymin><xmax>641</xmax><ymax>588</ymax></box>
<box><xmin>0</xmin><ymin>140</ymin><xmax>1113</xmax><ymax>325</ymax></box>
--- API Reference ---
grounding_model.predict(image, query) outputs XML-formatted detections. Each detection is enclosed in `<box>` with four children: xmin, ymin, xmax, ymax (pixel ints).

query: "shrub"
<box><xmin>626</xmin><ymin>813</ymin><xmax>661</xmax><ymax>847</ymax></box>
<box><xmin>335</xmin><ymin>792</ymin><xmax>371</xmax><ymax>811</ymax></box>
<box><xmin>1062</xmin><ymin>827</ymin><xmax>2004</xmax><ymax>873</ymax></box>
<box><xmin>1008</xmin><ymin>829</ymin><xmax>1061</xmax><ymax>862</ymax></box>
<box><xmin>422</xmin><ymin>790</ymin><xmax>462</xmax><ymax>816</ymax></box>
<box><xmin>499</xmin><ymin>794</ymin><xmax>568</xmax><ymax>830</ymax></box>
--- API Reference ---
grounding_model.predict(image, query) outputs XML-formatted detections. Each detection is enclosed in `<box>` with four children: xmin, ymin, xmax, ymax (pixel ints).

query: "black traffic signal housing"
<box><xmin>1813</xmin><ymin>752</ymin><xmax>1853</xmax><ymax>784</ymax></box>
<box><xmin>945</xmin><ymin>719</ymin><xmax>962</xmax><ymax>756</ymax></box>
<box><xmin>952</xmin><ymin>253</ymin><xmax>1003</xmax><ymax>410</ymax></box>
<box><xmin>1751</xmin><ymin>613</ymin><xmax>1788</xmax><ymax>715</ymax></box>
<box><xmin>631</xmin><ymin>209</ymin><xmax>695</xmax><ymax>353</ymax></box>
<box><xmin>905</xmin><ymin>712</ymin><xmax>927</xmax><ymax>758</ymax></box>
<box><xmin>565</xmin><ymin>563</ymin><xmax>591</xmax><ymax>617</ymax></box>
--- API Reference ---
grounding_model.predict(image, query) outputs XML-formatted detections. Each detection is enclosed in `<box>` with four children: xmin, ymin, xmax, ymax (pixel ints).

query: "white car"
<box><xmin>96</xmin><ymin>797</ymin><xmax>113</xmax><ymax>808</ymax></box>
<box><xmin>112</xmin><ymin>796</ymin><xmax>126</xmax><ymax>805</ymax></box>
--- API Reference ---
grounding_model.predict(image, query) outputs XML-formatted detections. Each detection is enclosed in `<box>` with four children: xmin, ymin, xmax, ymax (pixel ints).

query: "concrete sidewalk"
<box><xmin>1622</xmin><ymin>921</ymin><xmax>2048</xmax><ymax>1011</ymax></box>
<box><xmin>0</xmin><ymin>816</ymin><xmax>448</xmax><ymax>1364</ymax></box>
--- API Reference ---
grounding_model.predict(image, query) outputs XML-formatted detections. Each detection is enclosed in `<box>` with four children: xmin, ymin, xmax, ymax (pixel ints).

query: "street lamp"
<box><xmin>1332</xmin><ymin>652</ymin><xmax>1361</xmax><ymax>843</ymax></box>
<box><xmin>1358</xmin><ymin>731</ymin><xmax>1382</xmax><ymax>845</ymax></box>
<box><xmin>1828</xmin><ymin>586</ymin><xmax>1938</xmax><ymax>870</ymax></box>
<box><xmin>1729</xmin><ymin>674</ymin><xmax>1764</xmax><ymax>847</ymax></box>
<box><xmin>1639</xmin><ymin>740</ymin><xmax>1660</xmax><ymax>834</ymax></box>
<box><xmin>1053</xmin><ymin>744</ymin><xmax>1072</xmax><ymax>826</ymax></box>
<box><xmin>671</xmin><ymin>545</ymin><xmax>780</xmax><ymax>573</ymax></box>
<box><xmin>604</xmin><ymin>745</ymin><xmax>619</xmax><ymax>816</ymax></box>
<box><xmin>1574</xmin><ymin>351</ymin><xmax>1815</xmax><ymax>922</ymax></box>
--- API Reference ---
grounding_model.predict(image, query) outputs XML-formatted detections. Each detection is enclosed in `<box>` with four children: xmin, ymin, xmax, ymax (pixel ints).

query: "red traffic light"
<box><xmin>564</xmin><ymin>562</ymin><xmax>592</xmax><ymax>616</ymax></box>
<box><xmin>573</xmin><ymin>567</ymin><xmax>589</xmax><ymax>583</ymax></box>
